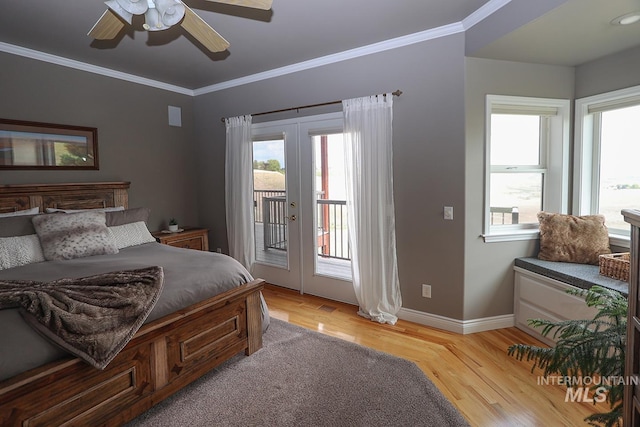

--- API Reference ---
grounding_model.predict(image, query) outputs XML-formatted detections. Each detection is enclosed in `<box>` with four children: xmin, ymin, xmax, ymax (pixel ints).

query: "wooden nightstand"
<box><xmin>152</xmin><ymin>227</ymin><xmax>209</xmax><ymax>251</ymax></box>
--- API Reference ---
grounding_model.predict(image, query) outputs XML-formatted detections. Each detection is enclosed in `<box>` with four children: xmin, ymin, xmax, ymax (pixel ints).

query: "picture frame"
<box><xmin>0</xmin><ymin>118</ymin><xmax>98</xmax><ymax>170</ymax></box>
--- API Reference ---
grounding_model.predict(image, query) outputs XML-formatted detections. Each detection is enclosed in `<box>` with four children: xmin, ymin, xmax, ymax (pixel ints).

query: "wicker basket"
<box><xmin>598</xmin><ymin>252</ymin><xmax>630</xmax><ymax>282</ymax></box>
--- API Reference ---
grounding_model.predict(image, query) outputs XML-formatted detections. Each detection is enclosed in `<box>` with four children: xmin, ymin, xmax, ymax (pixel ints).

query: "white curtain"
<box><xmin>343</xmin><ymin>94</ymin><xmax>402</xmax><ymax>324</ymax></box>
<box><xmin>225</xmin><ymin>115</ymin><xmax>255</xmax><ymax>270</ymax></box>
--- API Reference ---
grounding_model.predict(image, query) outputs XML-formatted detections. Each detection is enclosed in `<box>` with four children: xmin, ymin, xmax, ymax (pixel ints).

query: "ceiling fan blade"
<box><xmin>205</xmin><ymin>0</ymin><xmax>272</xmax><ymax>11</ymax></box>
<box><xmin>181</xmin><ymin>5</ymin><xmax>230</xmax><ymax>52</ymax></box>
<box><xmin>87</xmin><ymin>9</ymin><xmax>125</xmax><ymax>40</ymax></box>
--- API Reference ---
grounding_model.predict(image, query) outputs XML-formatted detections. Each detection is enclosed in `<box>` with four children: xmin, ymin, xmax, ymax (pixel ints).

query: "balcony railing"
<box><xmin>317</xmin><ymin>199</ymin><xmax>350</xmax><ymax>260</ymax></box>
<box><xmin>254</xmin><ymin>190</ymin><xmax>350</xmax><ymax>260</ymax></box>
<box><xmin>254</xmin><ymin>190</ymin><xmax>286</xmax><ymax>223</ymax></box>
<box><xmin>262</xmin><ymin>195</ymin><xmax>287</xmax><ymax>250</ymax></box>
<box><xmin>490</xmin><ymin>206</ymin><xmax>520</xmax><ymax>225</ymax></box>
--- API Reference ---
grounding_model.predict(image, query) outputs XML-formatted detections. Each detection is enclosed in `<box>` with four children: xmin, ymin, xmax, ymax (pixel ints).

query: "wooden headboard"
<box><xmin>0</xmin><ymin>182</ymin><xmax>130</xmax><ymax>214</ymax></box>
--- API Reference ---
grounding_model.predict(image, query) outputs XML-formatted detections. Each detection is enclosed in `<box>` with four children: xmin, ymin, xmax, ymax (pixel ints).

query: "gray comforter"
<box><xmin>0</xmin><ymin>242</ymin><xmax>266</xmax><ymax>381</ymax></box>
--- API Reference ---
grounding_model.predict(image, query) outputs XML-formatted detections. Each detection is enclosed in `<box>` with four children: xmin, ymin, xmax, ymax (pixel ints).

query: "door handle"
<box><xmin>286</xmin><ymin>215</ymin><xmax>297</xmax><ymax>221</ymax></box>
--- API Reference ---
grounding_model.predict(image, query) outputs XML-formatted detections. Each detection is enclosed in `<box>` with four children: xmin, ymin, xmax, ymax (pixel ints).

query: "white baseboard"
<box><xmin>398</xmin><ymin>307</ymin><xmax>515</xmax><ymax>334</ymax></box>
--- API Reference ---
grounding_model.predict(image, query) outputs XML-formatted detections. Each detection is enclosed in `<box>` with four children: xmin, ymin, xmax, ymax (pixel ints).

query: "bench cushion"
<box><xmin>515</xmin><ymin>257</ymin><xmax>628</xmax><ymax>296</ymax></box>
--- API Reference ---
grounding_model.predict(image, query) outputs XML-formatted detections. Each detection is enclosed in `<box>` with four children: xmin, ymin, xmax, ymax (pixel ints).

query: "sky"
<box><xmin>253</xmin><ymin>139</ymin><xmax>285</xmax><ymax>167</ymax></box>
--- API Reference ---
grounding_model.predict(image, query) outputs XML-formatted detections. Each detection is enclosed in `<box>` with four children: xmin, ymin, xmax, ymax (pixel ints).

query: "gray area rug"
<box><xmin>127</xmin><ymin>319</ymin><xmax>469</xmax><ymax>427</ymax></box>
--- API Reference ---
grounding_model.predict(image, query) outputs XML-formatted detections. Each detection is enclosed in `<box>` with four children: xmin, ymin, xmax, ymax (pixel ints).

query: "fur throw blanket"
<box><xmin>0</xmin><ymin>266</ymin><xmax>164</xmax><ymax>369</ymax></box>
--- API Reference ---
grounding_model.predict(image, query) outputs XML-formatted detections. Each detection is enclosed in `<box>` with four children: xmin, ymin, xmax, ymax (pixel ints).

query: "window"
<box><xmin>575</xmin><ymin>86</ymin><xmax>640</xmax><ymax>243</ymax></box>
<box><xmin>484</xmin><ymin>95</ymin><xmax>570</xmax><ymax>242</ymax></box>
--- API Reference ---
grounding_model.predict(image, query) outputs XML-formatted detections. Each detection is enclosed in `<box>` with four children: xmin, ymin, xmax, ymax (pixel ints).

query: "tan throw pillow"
<box><xmin>537</xmin><ymin>212</ymin><xmax>611</xmax><ymax>265</ymax></box>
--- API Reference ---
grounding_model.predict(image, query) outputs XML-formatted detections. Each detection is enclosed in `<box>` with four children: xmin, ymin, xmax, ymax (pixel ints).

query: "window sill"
<box><xmin>482</xmin><ymin>230</ymin><xmax>539</xmax><ymax>243</ymax></box>
<box><xmin>609</xmin><ymin>233</ymin><xmax>630</xmax><ymax>249</ymax></box>
<box><xmin>482</xmin><ymin>230</ymin><xmax>629</xmax><ymax>247</ymax></box>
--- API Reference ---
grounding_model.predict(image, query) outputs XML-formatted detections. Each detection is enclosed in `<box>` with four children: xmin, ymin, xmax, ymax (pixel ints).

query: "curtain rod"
<box><xmin>220</xmin><ymin>90</ymin><xmax>402</xmax><ymax>123</ymax></box>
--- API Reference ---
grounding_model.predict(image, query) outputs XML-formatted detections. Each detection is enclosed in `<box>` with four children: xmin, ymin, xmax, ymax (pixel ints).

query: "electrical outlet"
<box><xmin>422</xmin><ymin>284</ymin><xmax>432</xmax><ymax>298</ymax></box>
<box><xmin>216</xmin><ymin>248</ymin><xmax>222</xmax><ymax>253</ymax></box>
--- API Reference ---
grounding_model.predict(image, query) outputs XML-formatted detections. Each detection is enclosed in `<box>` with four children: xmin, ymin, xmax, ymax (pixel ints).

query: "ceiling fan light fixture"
<box><xmin>115</xmin><ymin>0</ymin><xmax>149</xmax><ymax>15</ymax></box>
<box><xmin>90</xmin><ymin>0</ymin><xmax>271</xmax><ymax>52</ymax></box>
<box><xmin>155</xmin><ymin>0</ymin><xmax>186</xmax><ymax>27</ymax></box>
<box><xmin>143</xmin><ymin>7</ymin><xmax>170</xmax><ymax>31</ymax></box>
<box><xmin>104</xmin><ymin>0</ymin><xmax>134</xmax><ymax>24</ymax></box>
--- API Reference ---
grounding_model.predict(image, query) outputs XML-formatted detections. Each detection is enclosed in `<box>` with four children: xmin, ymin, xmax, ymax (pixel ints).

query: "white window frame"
<box><xmin>483</xmin><ymin>95</ymin><xmax>570</xmax><ymax>243</ymax></box>
<box><xmin>574</xmin><ymin>85</ymin><xmax>640</xmax><ymax>247</ymax></box>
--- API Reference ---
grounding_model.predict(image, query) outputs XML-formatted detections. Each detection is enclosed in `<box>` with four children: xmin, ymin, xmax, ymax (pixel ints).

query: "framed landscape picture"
<box><xmin>0</xmin><ymin>118</ymin><xmax>98</xmax><ymax>170</ymax></box>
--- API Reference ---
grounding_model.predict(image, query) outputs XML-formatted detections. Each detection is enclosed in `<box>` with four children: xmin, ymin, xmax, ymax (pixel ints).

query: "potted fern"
<box><xmin>508</xmin><ymin>285</ymin><xmax>626</xmax><ymax>427</ymax></box>
<box><xmin>168</xmin><ymin>218</ymin><xmax>179</xmax><ymax>232</ymax></box>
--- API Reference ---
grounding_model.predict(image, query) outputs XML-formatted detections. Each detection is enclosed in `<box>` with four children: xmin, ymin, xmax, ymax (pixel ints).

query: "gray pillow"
<box><xmin>106</xmin><ymin>207</ymin><xmax>151</xmax><ymax>227</ymax></box>
<box><xmin>0</xmin><ymin>214</ymin><xmax>38</xmax><ymax>237</ymax></box>
<box><xmin>32</xmin><ymin>211</ymin><xmax>118</xmax><ymax>261</ymax></box>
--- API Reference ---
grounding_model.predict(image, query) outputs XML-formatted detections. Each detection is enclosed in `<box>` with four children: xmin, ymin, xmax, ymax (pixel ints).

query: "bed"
<box><xmin>0</xmin><ymin>182</ymin><xmax>266</xmax><ymax>426</ymax></box>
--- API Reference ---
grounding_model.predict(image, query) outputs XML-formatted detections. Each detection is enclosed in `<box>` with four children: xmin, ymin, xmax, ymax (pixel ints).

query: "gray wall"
<box><xmin>463</xmin><ymin>57</ymin><xmax>575</xmax><ymax>319</ymax></box>
<box><xmin>194</xmin><ymin>34</ymin><xmax>469</xmax><ymax>319</ymax></box>
<box><xmin>6</xmin><ymin>24</ymin><xmax>635</xmax><ymax>323</ymax></box>
<box><xmin>575</xmin><ymin>45</ymin><xmax>640</xmax><ymax>99</ymax></box>
<box><xmin>0</xmin><ymin>53</ymin><xmax>197</xmax><ymax>231</ymax></box>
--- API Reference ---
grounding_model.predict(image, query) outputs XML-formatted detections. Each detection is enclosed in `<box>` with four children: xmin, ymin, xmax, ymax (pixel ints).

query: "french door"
<box><xmin>250</xmin><ymin>113</ymin><xmax>356</xmax><ymax>304</ymax></box>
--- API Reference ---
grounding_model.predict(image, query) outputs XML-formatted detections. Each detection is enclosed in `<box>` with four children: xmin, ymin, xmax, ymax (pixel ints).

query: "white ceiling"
<box><xmin>471</xmin><ymin>0</ymin><xmax>640</xmax><ymax>66</ymax></box>
<box><xmin>2</xmin><ymin>0</ymin><xmax>640</xmax><ymax>93</ymax></box>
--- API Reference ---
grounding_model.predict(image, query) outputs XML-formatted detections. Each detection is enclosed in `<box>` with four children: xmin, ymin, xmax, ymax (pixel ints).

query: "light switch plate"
<box><xmin>444</xmin><ymin>206</ymin><xmax>453</xmax><ymax>220</ymax></box>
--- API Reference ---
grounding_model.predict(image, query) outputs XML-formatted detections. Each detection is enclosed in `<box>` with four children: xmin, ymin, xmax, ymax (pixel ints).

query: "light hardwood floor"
<box><xmin>262</xmin><ymin>284</ymin><xmax>604</xmax><ymax>427</ymax></box>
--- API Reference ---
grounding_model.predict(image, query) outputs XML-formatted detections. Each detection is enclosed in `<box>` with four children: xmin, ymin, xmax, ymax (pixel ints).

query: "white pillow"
<box><xmin>0</xmin><ymin>235</ymin><xmax>45</xmax><ymax>270</ymax></box>
<box><xmin>45</xmin><ymin>206</ymin><xmax>125</xmax><ymax>213</ymax></box>
<box><xmin>0</xmin><ymin>207</ymin><xmax>39</xmax><ymax>218</ymax></box>
<box><xmin>108</xmin><ymin>221</ymin><xmax>157</xmax><ymax>250</ymax></box>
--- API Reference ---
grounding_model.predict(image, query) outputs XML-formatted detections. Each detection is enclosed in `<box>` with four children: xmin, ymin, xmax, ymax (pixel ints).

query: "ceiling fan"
<box><xmin>88</xmin><ymin>0</ymin><xmax>272</xmax><ymax>53</ymax></box>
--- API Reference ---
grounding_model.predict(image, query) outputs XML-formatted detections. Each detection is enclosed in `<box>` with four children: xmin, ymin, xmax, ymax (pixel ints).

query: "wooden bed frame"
<box><xmin>0</xmin><ymin>182</ymin><xmax>265</xmax><ymax>426</ymax></box>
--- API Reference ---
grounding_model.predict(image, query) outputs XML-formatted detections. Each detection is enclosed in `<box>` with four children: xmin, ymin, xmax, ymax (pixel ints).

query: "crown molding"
<box><xmin>0</xmin><ymin>42</ymin><xmax>194</xmax><ymax>96</ymax></box>
<box><xmin>1</xmin><ymin>0</ymin><xmax>510</xmax><ymax>97</ymax></box>
<box><xmin>194</xmin><ymin>22</ymin><xmax>465</xmax><ymax>95</ymax></box>
<box><xmin>462</xmin><ymin>0</ymin><xmax>512</xmax><ymax>30</ymax></box>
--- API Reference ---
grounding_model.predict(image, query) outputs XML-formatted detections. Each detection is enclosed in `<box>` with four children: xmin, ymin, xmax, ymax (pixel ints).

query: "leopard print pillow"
<box><xmin>32</xmin><ymin>211</ymin><xmax>118</xmax><ymax>261</ymax></box>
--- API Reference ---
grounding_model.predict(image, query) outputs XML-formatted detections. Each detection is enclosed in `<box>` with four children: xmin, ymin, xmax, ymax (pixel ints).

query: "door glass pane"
<box><xmin>490</xmin><ymin>114</ymin><xmax>540</xmax><ymax>166</ymax></box>
<box><xmin>253</xmin><ymin>138</ymin><xmax>288</xmax><ymax>268</ymax></box>
<box><xmin>598</xmin><ymin>105</ymin><xmax>640</xmax><ymax>234</ymax></box>
<box><xmin>313</xmin><ymin>134</ymin><xmax>351</xmax><ymax>280</ymax></box>
<box><xmin>490</xmin><ymin>172</ymin><xmax>543</xmax><ymax>226</ymax></box>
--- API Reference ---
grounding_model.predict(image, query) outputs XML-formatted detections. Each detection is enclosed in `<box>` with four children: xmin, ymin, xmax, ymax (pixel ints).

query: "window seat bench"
<box><xmin>513</xmin><ymin>257</ymin><xmax>628</xmax><ymax>345</ymax></box>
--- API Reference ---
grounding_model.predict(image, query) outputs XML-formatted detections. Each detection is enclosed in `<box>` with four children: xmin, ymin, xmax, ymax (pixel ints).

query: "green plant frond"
<box><xmin>507</xmin><ymin>344</ymin><xmax>556</xmax><ymax>372</ymax></box>
<box><xmin>527</xmin><ymin>318</ymin><xmax>590</xmax><ymax>338</ymax></box>
<box><xmin>528</xmin><ymin>318</ymin><xmax>625</xmax><ymax>344</ymax></box>
<box><xmin>508</xmin><ymin>284</ymin><xmax>626</xmax><ymax>426</ymax></box>
<box><xmin>585</xmin><ymin>401</ymin><xmax>623</xmax><ymax>427</ymax></box>
<box><xmin>568</xmin><ymin>286</ymin><xmax>627</xmax><ymax>317</ymax></box>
